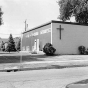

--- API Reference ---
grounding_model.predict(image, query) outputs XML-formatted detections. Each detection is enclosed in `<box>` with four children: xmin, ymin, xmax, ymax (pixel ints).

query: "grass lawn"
<box><xmin>0</xmin><ymin>52</ymin><xmax>48</xmax><ymax>63</ymax></box>
<box><xmin>0</xmin><ymin>55</ymin><xmax>43</xmax><ymax>63</ymax></box>
<box><xmin>66</xmin><ymin>79</ymin><xmax>88</xmax><ymax>88</ymax></box>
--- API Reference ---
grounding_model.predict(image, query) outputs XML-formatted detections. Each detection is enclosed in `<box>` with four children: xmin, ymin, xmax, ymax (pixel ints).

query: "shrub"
<box><xmin>78</xmin><ymin>46</ymin><xmax>86</xmax><ymax>55</ymax></box>
<box><xmin>85</xmin><ymin>48</ymin><xmax>88</xmax><ymax>55</ymax></box>
<box><xmin>31</xmin><ymin>50</ymin><xmax>37</xmax><ymax>54</ymax></box>
<box><xmin>43</xmin><ymin>43</ymin><xmax>56</xmax><ymax>56</ymax></box>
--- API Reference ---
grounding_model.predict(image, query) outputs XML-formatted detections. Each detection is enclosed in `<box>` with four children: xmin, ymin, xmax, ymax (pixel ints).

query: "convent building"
<box><xmin>21</xmin><ymin>20</ymin><xmax>88</xmax><ymax>54</ymax></box>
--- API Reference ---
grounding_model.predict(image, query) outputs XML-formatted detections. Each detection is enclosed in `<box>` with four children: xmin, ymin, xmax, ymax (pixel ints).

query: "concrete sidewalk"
<box><xmin>0</xmin><ymin>55</ymin><xmax>88</xmax><ymax>71</ymax></box>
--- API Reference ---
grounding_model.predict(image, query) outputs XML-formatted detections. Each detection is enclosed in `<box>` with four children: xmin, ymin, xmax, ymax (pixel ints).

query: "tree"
<box><xmin>0</xmin><ymin>41</ymin><xmax>5</xmax><ymax>51</ymax></box>
<box><xmin>6</xmin><ymin>34</ymin><xmax>16</xmax><ymax>52</ymax></box>
<box><xmin>58</xmin><ymin>0</ymin><xmax>88</xmax><ymax>24</ymax></box>
<box><xmin>0</xmin><ymin>7</ymin><xmax>3</xmax><ymax>25</ymax></box>
<box><xmin>16</xmin><ymin>38</ymin><xmax>21</xmax><ymax>52</ymax></box>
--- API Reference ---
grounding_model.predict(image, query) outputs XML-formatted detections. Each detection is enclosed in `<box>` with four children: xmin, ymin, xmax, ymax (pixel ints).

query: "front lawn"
<box><xmin>0</xmin><ymin>52</ymin><xmax>47</xmax><ymax>63</ymax></box>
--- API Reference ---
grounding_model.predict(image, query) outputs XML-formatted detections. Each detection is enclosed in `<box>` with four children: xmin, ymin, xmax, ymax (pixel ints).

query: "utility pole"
<box><xmin>27</xmin><ymin>24</ymin><xmax>28</xmax><ymax>29</ymax></box>
<box><xmin>24</xmin><ymin>19</ymin><xmax>29</xmax><ymax>31</ymax></box>
<box><xmin>24</xmin><ymin>19</ymin><xmax>27</xmax><ymax>31</ymax></box>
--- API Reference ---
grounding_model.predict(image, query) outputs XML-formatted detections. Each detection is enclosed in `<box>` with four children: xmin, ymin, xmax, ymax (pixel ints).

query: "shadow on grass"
<box><xmin>0</xmin><ymin>55</ymin><xmax>44</xmax><ymax>63</ymax></box>
<box><xmin>28</xmin><ymin>54</ymin><xmax>58</xmax><ymax>58</ymax></box>
<box><xmin>0</xmin><ymin>52</ymin><xmax>58</xmax><ymax>63</ymax></box>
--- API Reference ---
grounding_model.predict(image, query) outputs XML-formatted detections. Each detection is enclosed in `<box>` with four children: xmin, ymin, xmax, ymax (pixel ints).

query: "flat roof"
<box><xmin>23</xmin><ymin>20</ymin><xmax>88</xmax><ymax>34</ymax></box>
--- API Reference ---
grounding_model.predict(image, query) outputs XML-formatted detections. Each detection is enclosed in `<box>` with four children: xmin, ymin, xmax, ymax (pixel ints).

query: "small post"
<box><xmin>20</xmin><ymin>33</ymin><xmax>23</xmax><ymax>70</ymax></box>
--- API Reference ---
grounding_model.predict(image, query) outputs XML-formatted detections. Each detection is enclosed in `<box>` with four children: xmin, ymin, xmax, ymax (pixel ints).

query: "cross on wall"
<box><xmin>57</xmin><ymin>25</ymin><xmax>64</xmax><ymax>40</ymax></box>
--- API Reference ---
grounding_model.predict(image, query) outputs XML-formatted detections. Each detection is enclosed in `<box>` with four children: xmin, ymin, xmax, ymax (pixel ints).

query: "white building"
<box><xmin>22</xmin><ymin>20</ymin><xmax>88</xmax><ymax>54</ymax></box>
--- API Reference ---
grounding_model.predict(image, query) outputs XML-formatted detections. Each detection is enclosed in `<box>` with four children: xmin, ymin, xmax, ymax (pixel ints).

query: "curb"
<box><xmin>0</xmin><ymin>60</ymin><xmax>88</xmax><ymax>72</ymax></box>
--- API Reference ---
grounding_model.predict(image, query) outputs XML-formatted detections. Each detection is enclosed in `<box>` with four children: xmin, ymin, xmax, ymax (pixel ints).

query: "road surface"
<box><xmin>0</xmin><ymin>67</ymin><xmax>88</xmax><ymax>88</ymax></box>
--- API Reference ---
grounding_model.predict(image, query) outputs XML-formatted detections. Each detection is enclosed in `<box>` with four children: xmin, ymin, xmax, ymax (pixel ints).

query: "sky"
<box><xmin>0</xmin><ymin>0</ymin><xmax>75</xmax><ymax>38</ymax></box>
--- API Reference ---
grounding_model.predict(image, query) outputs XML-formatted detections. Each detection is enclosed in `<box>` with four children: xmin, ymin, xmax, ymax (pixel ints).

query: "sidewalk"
<box><xmin>0</xmin><ymin>55</ymin><xmax>88</xmax><ymax>71</ymax></box>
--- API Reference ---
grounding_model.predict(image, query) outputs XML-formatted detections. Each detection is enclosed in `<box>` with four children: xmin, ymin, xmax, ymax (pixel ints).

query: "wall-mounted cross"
<box><xmin>57</xmin><ymin>25</ymin><xmax>64</xmax><ymax>40</ymax></box>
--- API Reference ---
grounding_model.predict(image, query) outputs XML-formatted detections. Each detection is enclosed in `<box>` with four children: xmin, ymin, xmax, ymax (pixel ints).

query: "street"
<box><xmin>0</xmin><ymin>67</ymin><xmax>88</xmax><ymax>88</ymax></box>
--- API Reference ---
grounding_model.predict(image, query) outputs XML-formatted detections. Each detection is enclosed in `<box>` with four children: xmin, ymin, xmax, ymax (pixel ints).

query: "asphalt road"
<box><xmin>0</xmin><ymin>67</ymin><xmax>88</xmax><ymax>88</ymax></box>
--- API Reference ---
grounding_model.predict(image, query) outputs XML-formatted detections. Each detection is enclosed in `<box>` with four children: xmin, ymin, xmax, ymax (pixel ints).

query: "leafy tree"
<box><xmin>6</xmin><ymin>34</ymin><xmax>16</xmax><ymax>52</ymax></box>
<box><xmin>0</xmin><ymin>7</ymin><xmax>3</xmax><ymax>25</ymax></box>
<box><xmin>58</xmin><ymin>0</ymin><xmax>88</xmax><ymax>24</ymax></box>
<box><xmin>16</xmin><ymin>38</ymin><xmax>21</xmax><ymax>52</ymax></box>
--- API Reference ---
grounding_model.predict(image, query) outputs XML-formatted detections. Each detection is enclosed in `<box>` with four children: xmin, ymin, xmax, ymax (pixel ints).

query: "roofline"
<box><xmin>51</xmin><ymin>20</ymin><xmax>88</xmax><ymax>26</ymax></box>
<box><xmin>22</xmin><ymin>21</ymin><xmax>51</xmax><ymax>34</ymax></box>
<box><xmin>22</xmin><ymin>20</ymin><xmax>88</xmax><ymax>34</ymax></box>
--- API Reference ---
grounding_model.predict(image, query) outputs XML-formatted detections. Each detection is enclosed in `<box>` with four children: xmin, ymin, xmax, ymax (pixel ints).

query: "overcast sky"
<box><xmin>0</xmin><ymin>0</ymin><xmax>75</xmax><ymax>38</ymax></box>
<box><xmin>0</xmin><ymin>0</ymin><xmax>60</xmax><ymax>38</ymax></box>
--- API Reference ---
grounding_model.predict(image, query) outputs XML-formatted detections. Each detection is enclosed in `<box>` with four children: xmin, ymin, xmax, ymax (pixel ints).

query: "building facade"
<box><xmin>22</xmin><ymin>20</ymin><xmax>88</xmax><ymax>54</ymax></box>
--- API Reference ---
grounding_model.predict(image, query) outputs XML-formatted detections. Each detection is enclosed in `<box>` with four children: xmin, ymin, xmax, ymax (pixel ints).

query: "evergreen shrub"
<box><xmin>43</xmin><ymin>43</ymin><xmax>56</xmax><ymax>56</ymax></box>
<box><xmin>78</xmin><ymin>46</ymin><xmax>86</xmax><ymax>55</ymax></box>
<box><xmin>5</xmin><ymin>34</ymin><xmax>16</xmax><ymax>52</ymax></box>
